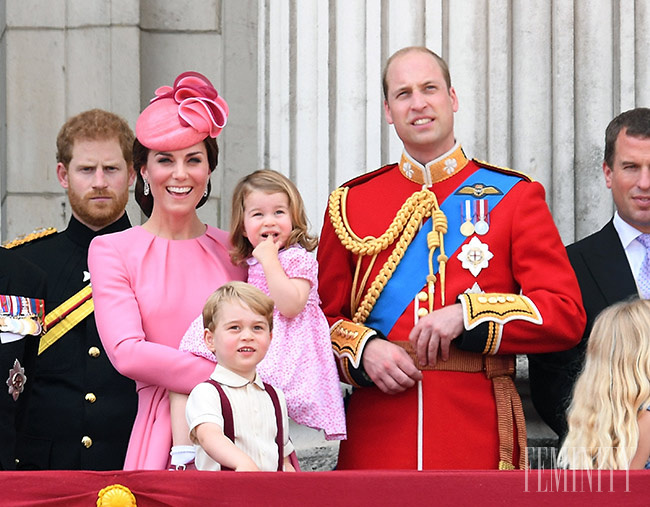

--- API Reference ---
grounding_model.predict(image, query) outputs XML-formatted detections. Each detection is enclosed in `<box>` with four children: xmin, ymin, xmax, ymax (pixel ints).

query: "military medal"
<box><xmin>0</xmin><ymin>295</ymin><xmax>44</xmax><ymax>337</ymax></box>
<box><xmin>24</xmin><ymin>318</ymin><xmax>40</xmax><ymax>335</ymax></box>
<box><xmin>460</xmin><ymin>200</ymin><xmax>475</xmax><ymax>236</ymax></box>
<box><xmin>475</xmin><ymin>199</ymin><xmax>489</xmax><ymax>235</ymax></box>
<box><xmin>6</xmin><ymin>359</ymin><xmax>26</xmax><ymax>401</ymax></box>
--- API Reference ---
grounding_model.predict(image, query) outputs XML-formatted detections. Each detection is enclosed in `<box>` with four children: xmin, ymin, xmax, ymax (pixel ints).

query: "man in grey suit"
<box><xmin>529</xmin><ymin>107</ymin><xmax>650</xmax><ymax>439</ymax></box>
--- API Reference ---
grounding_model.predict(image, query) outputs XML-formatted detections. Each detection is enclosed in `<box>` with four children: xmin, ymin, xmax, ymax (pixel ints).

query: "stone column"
<box><xmin>1</xmin><ymin>0</ymin><xmax>140</xmax><ymax>240</ymax></box>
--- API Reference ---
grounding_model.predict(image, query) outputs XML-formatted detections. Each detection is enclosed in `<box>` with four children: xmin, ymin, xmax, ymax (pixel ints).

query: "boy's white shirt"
<box><xmin>185</xmin><ymin>363</ymin><xmax>293</xmax><ymax>471</ymax></box>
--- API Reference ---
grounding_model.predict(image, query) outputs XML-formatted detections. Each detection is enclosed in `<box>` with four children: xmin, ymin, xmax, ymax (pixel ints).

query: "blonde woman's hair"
<box><xmin>202</xmin><ymin>281</ymin><xmax>274</xmax><ymax>332</ymax></box>
<box><xmin>230</xmin><ymin>169</ymin><xmax>318</xmax><ymax>265</ymax></box>
<box><xmin>558</xmin><ymin>298</ymin><xmax>650</xmax><ymax>469</ymax></box>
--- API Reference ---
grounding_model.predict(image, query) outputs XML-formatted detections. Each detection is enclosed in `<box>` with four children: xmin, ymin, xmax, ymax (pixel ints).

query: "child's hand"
<box><xmin>252</xmin><ymin>235</ymin><xmax>280</xmax><ymax>265</ymax></box>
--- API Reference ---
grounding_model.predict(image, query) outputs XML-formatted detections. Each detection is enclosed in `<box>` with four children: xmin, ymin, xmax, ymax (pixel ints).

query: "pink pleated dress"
<box><xmin>89</xmin><ymin>226</ymin><xmax>246</xmax><ymax>470</ymax></box>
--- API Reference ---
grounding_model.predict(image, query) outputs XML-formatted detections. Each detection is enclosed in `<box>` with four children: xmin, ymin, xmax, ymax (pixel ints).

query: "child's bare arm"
<box><xmin>193</xmin><ymin>422</ymin><xmax>260</xmax><ymax>471</ymax></box>
<box><xmin>252</xmin><ymin>238</ymin><xmax>310</xmax><ymax>318</ymax></box>
<box><xmin>283</xmin><ymin>456</ymin><xmax>296</xmax><ymax>472</ymax></box>
<box><xmin>169</xmin><ymin>391</ymin><xmax>193</xmax><ymax>446</ymax></box>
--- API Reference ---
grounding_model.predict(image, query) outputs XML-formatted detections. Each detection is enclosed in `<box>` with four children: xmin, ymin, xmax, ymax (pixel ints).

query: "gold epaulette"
<box><xmin>3</xmin><ymin>227</ymin><xmax>57</xmax><ymax>249</ymax></box>
<box><xmin>472</xmin><ymin>159</ymin><xmax>533</xmax><ymax>182</ymax></box>
<box><xmin>458</xmin><ymin>293</ymin><xmax>542</xmax><ymax>354</ymax></box>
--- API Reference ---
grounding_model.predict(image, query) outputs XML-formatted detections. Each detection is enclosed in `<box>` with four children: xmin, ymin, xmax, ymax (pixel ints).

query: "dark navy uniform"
<box><xmin>0</xmin><ymin>248</ymin><xmax>46</xmax><ymax>470</ymax></box>
<box><xmin>13</xmin><ymin>214</ymin><xmax>137</xmax><ymax>470</ymax></box>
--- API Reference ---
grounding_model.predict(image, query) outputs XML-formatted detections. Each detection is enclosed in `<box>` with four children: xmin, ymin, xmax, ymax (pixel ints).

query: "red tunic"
<box><xmin>317</xmin><ymin>147</ymin><xmax>585</xmax><ymax>469</ymax></box>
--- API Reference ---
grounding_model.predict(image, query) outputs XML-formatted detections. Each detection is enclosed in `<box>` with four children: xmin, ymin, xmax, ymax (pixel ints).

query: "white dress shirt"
<box><xmin>186</xmin><ymin>363</ymin><xmax>293</xmax><ymax>471</ymax></box>
<box><xmin>613</xmin><ymin>211</ymin><xmax>645</xmax><ymax>293</ymax></box>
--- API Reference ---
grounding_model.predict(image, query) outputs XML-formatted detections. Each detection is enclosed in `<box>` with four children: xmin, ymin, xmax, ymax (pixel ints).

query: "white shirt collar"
<box><xmin>210</xmin><ymin>363</ymin><xmax>265</xmax><ymax>389</ymax></box>
<box><xmin>613</xmin><ymin>211</ymin><xmax>645</xmax><ymax>249</ymax></box>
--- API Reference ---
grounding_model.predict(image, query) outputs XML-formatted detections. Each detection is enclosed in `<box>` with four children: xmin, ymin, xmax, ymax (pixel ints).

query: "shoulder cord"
<box><xmin>328</xmin><ymin>186</ymin><xmax>448</xmax><ymax>324</ymax></box>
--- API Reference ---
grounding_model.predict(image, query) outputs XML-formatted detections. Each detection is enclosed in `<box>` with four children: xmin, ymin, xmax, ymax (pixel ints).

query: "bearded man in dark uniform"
<box><xmin>9</xmin><ymin>109</ymin><xmax>138</xmax><ymax>470</ymax></box>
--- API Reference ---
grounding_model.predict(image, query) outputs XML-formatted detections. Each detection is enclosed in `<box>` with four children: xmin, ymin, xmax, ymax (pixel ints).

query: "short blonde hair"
<box><xmin>230</xmin><ymin>169</ymin><xmax>318</xmax><ymax>265</ymax></box>
<box><xmin>558</xmin><ymin>298</ymin><xmax>650</xmax><ymax>469</ymax></box>
<box><xmin>202</xmin><ymin>281</ymin><xmax>274</xmax><ymax>332</ymax></box>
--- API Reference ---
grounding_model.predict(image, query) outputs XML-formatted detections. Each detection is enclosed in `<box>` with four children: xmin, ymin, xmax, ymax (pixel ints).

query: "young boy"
<box><xmin>185</xmin><ymin>281</ymin><xmax>295</xmax><ymax>471</ymax></box>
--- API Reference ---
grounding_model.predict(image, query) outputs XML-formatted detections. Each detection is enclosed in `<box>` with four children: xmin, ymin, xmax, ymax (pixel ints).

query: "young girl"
<box><xmin>170</xmin><ymin>170</ymin><xmax>346</xmax><ymax>468</ymax></box>
<box><xmin>558</xmin><ymin>298</ymin><xmax>650</xmax><ymax>470</ymax></box>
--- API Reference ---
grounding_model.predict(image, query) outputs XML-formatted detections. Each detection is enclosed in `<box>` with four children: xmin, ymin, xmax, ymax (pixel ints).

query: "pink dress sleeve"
<box><xmin>89</xmin><ymin>234</ymin><xmax>220</xmax><ymax>394</ymax></box>
<box><xmin>179</xmin><ymin>314</ymin><xmax>217</xmax><ymax>362</ymax></box>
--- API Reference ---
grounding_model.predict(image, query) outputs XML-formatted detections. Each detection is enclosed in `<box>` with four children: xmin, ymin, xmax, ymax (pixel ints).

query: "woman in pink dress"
<box><xmin>88</xmin><ymin>72</ymin><xmax>245</xmax><ymax>470</ymax></box>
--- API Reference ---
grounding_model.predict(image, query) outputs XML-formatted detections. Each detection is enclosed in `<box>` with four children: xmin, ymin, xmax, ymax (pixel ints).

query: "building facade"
<box><xmin>2</xmin><ymin>0</ymin><xmax>649</xmax><ymax>243</ymax></box>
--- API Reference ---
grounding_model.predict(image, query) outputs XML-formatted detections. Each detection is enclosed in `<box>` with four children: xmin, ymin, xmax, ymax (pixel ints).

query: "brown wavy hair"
<box><xmin>230</xmin><ymin>169</ymin><xmax>318</xmax><ymax>265</ymax></box>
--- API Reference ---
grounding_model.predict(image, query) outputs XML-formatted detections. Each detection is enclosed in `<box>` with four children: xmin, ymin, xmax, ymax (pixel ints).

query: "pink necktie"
<box><xmin>637</xmin><ymin>234</ymin><xmax>650</xmax><ymax>299</ymax></box>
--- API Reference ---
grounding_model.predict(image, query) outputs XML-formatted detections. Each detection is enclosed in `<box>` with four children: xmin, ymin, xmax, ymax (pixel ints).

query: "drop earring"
<box><xmin>203</xmin><ymin>186</ymin><xmax>208</xmax><ymax>198</ymax></box>
<box><xmin>144</xmin><ymin>179</ymin><xmax>150</xmax><ymax>196</ymax></box>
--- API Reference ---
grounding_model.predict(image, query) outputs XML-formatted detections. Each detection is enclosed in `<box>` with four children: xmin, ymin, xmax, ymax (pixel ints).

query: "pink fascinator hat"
<box><xmin>135</xmin><ymin>71</ymin><xmax>228</xmax><ymax>151</ymax></box>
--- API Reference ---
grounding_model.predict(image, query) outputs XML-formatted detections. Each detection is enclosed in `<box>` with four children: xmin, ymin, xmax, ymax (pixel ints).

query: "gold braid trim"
<box><xmin>328</xmin><ymin>186</ymin><xmax>447</xmax><ymax>324</ymax></box>
<box><xmin>3</xmin><ymin>227</ymin><xmax>57</xmax><ymax>249</ymax></box>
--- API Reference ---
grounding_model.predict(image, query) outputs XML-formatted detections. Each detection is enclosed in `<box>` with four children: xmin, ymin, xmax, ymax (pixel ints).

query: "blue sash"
<box><xmin>365</xmin><ymin>168</ymin><xmax>522</xmax><ymax>336</ymax></box>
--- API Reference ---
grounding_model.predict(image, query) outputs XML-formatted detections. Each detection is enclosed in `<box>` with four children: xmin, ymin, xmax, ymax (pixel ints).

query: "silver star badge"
<box><xmin>464</xmin><ymin>282</ymin><xmax>483</xmax><ymax>294</ymax></box>
<box><xmin>457</xmin><ymin>237</ymin><xmax>494</xmax><ymax>277</ymax></box>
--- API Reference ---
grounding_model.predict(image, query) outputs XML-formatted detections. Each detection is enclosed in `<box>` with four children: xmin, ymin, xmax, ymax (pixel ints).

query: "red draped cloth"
<box><xmin>0</xmin><ymin>470</ymin><xmax>647</xmax><ymax>506</ymax></box>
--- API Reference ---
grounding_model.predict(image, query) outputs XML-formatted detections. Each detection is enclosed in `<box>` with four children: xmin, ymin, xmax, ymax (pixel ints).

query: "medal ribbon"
<box><xmin>365</xmin><ymin>168</ymin><xmax>522</xmax><ymax>337</ymax></box>
<box><xmin>0</xmin><ymin>294</ymin><xmax>45</xmax><ymax>319</ymax></box>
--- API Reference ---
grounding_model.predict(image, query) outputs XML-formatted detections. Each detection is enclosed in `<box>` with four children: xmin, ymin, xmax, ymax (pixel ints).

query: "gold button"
<box><xmin>506</xmin><ymin>296</ymin><xmax>515</xmax><ymax>302</ymax></box>
<box><xmin>488</xmin><ymin>297</ymin><xmax>498</xmax><ymax>304</ymax></box>
<box><xmin>85</xmin><ymin>393</ymin><xmax>97</xmax><ymax>403</ymax></box>
<box><xmin>477</xmin><ymin>296</ymin><xmax>488</xmax><ymax>303</ymax></box>
<box><xmin>81</xmin><ymin>436</ymin><xmax>93</xmax><ymax>448</ymax></box>
<box><xmin>417</xmin><ymin>291</ymin><xmax>428</xmax><ymax>301</ymax></box>
<box><xmin>88</xmin><ymin>347</ymin><xmax>100</xmax><ymax>358</ymax></box>
<box><xmin>417</xmin><ymin>308</ymin><xmax>429</xmax><ymax>317</ymax></box>
<box><xmin>497</xmin><ymin>296</ymin><xmax>506</xmax><ymax>303</ymax></box>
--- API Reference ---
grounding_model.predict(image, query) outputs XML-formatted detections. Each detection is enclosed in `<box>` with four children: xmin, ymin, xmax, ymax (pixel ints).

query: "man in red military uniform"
<box><xmin>317</xmin><ymin>47</ymin><xmax>586</xmax><ymax>470</ymax></box>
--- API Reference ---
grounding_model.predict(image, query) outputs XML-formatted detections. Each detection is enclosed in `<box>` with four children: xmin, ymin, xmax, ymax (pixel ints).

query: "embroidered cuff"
<box><xmin>457</xmin><ymin>293</ymin><xmax>542</xmax><ymax>355</ymax></box>
<box><xmin>456</xmin><ymin>321</ymin><xmax>501</xmax><ymax>355</ymax></box>
<box><xmin>331</xmin><ymin>320</ymin><xmax>378</xmax><ymax>387</ymax></box>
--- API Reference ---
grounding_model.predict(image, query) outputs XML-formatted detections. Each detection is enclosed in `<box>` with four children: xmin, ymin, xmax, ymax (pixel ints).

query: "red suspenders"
<box><xmin>204</xmin><ymin>379</ymin><xmax>284</xmax><ymax>471</ymax></box>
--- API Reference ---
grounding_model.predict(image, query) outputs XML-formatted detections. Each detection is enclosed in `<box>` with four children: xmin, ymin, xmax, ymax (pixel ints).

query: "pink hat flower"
<box><xmin>136</xmin><ymin>71</ymin><xmax>229</xmax><ymax>151</ymax></box>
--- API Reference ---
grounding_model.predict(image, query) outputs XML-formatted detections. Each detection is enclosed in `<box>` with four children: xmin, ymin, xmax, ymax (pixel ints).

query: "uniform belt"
<box><xmin>393</xmin><ymin>341</ymin><xmax>527</xmax><ymax>470</ymax></box>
